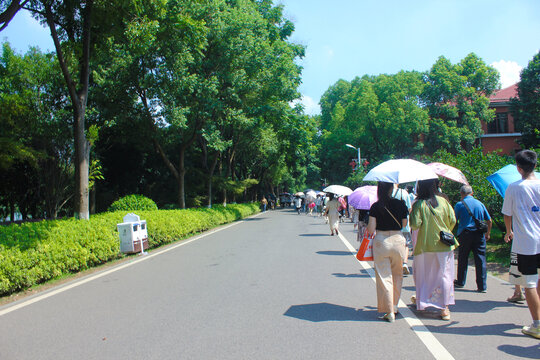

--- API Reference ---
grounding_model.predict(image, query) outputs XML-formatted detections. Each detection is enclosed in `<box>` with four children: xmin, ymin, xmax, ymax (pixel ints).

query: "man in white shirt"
<box><xmin>502</xmin><ymin>150</ymin><xmax>540</xmax><ymax>339</ymax></box>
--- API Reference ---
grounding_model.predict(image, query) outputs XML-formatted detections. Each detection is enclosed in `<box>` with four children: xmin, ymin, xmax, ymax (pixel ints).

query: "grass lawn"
<box><xmin>486</xmin><ymin>226</ymin><xmax>511</xmax><ymax>267</ymax></box>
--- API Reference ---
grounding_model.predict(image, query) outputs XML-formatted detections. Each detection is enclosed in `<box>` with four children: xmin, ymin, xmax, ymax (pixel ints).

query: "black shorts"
<box><xmin>517</xmin><ymin>253</ymin><xmax>540</xmax><ymax>275</ymax></box>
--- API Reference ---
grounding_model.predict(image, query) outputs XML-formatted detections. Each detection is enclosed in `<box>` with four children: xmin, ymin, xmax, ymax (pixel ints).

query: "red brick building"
<box><xmin>479</xmin><ymin>83</ymin><xmax>522</xmax><ymax>154</ymax></box>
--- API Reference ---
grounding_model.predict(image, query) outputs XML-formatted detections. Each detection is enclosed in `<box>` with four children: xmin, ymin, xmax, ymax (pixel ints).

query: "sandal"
<box><xmin>380</xmin><ymin>312</ymin><xmax>395</xmax><ymax>323</ymax></box>
<box><xmin>507</xmin><ymin>293</ymin><xmax>526</xmax><ymax>303</ymax></box>
<box><xmin>441</xmin><ymin>309</ymin><xmax>450</xmax><ymax>321</ymax></box>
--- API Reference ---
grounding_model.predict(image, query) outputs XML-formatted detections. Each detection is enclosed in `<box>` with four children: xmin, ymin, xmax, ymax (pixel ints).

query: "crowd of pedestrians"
<box><xmin>287</xmin><ymin>150</ymin><xmax>539</xmax><ymax>340</ymax></box>
<box><xmin>272</xmin><ymin>150</ymin><xmax>539</xmax><ymax>339</ymax></box>
<box><xmin>359</xmin><ymin>150</ymin><xmax>539</xmax><ymax>340</ymax></box>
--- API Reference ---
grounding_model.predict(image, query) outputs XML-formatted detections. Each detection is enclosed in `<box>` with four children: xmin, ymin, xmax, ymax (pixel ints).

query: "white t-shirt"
<box><xmin>502</xmin><ymin>179</ymin><xmax>540</xmax><ymax>255</ymax></box>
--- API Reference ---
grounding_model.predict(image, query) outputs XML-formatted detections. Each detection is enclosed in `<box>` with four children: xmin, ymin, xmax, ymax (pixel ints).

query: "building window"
<box><xmin>488</xmin><ymin>112</ymin><xmax>508</xmax><ymax>134</ymax></box>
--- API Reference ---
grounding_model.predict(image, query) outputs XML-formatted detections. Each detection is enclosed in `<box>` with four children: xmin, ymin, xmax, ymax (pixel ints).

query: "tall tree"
<box><xmin>512</xmin><ymin>51</ymin><xmax>540</xmax><ymax>148</ymax></box>
<box><xmin>0</xmin><ymin>43</ymin><xmax>72</xmax><ymax>219</ymax></box>
<box><xmin>1</xmin><ymin>1</ymin><xmax>99</xmax><ymax>219</ymax></box>
<box><xmin>421</xmin><ymin>53</ymin><xmax>499</xmax><ymax>154</ymax></box>
<box><xmin>319</xmin><ymin>72</ymin><xmax>428</xmax><ymax>183</ymax></box>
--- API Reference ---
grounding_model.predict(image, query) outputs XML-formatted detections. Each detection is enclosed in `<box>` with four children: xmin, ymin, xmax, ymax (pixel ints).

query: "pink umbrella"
<box><xmin>427</xmin><ymin>162</ymin><xmax>469</xmax><ymax>185</ymax></box>
<box><xmin>337</xmin><ymin>196</ymin><xmax>347</xmax><ymax>210</ymax></box>
<box><xmin>348</xmin><ymin>185</ymin><xmax>378</xmax><ymax>210</ymax></box>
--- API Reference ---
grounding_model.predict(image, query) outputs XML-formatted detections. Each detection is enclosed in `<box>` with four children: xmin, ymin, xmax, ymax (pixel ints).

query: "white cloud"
<box><xmin>490</xmin><ymin>60</ymin><xmax>522</xmax><ymax>88</ymax></box>
<box><xmin>290</xmin><ymin>95</ymin><xmax>321</xmax><ymax>116</ymax></box>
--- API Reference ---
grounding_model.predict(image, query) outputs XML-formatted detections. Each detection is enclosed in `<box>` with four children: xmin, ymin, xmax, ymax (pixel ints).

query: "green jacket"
<box><xmin>410</xmin><ymin>196</ymin><xmax>457</xmax><ymax>255</ymax></box>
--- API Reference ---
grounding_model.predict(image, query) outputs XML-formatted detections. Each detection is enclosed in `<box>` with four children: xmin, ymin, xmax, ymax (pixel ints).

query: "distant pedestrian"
<box><xmin>367</xmin><ymin>181</ymin><xmax>408</xmax><ymax>322</ymax></box>
<box><xmin>315</xmin><ymin>194</ymin><xmax>323</xmax><ymax>217</ymax></box>
<box><xmin>502</xmin><ymin>150</ymin><xmax>540</xmax><ymax>339</ymax></box>
<box><xmin>308</xmin><ymin>201</ymin><xmax>315</xmax><ymax>215</ymax></box>
<box><xmin>293</xmin><ymin>196</ymin><xmax>302</xmax><ymax>214</ymax></box>
<box><xmin>410</xmin><ymin>178</ymin><xmax>456</xmax><ymax>321</ymax></box>
<box><xmin>261</xmin><ymin>196</ymin><xmax>268</xmax><ymax>212</ymax></box>
<box><xmin>324</xmin><ymin>193</ymin><xmax>340</xmax><ymax>236</ymax></box>
<box><xmin>454</xmin><ymin>185</ymin><xmax>492</xmax><ymax>292</ymax></box>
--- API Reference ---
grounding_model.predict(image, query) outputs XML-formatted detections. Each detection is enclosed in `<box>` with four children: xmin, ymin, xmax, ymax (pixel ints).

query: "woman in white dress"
<box><xmin>324</xmin><ymin>193</ymin><xmax>340</xmax><ymax>236</ymax></box>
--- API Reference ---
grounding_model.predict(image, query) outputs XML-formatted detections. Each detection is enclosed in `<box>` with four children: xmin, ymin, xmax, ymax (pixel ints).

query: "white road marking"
<box><xmin>337</xmin><ymin>232</ymin><xmax>455</xmax><ymax>360</ymax></box>
<box><xmin>0</xmin><ymin>213</ymin><xmax>263</xmax><ymax>317</ymax></box>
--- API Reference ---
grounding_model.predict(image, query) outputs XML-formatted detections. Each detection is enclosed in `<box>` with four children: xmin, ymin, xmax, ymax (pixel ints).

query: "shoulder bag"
<box><xmin>384</xmin><ymin>206</ymin><xmax>402</xmax><ymax>229</ymax></box>
<box><xmin>425</xmin><ymin>201</ymin><xmax>456</xmax><ymax>246</ymax></box>
<box><xmin>462</xmin><ymin>200</ymin><xmax>488</xmax><ymax>233</ymax></box>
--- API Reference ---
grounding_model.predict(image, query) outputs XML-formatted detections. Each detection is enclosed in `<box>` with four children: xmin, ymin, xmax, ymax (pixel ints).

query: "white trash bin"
<box><xmin>117</xmin><ymin>213</ymin><xmax>149</xmax><ymax>254</ymax></box>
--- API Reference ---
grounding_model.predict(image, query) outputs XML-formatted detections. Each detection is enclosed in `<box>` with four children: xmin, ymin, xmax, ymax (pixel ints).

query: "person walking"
<box><xmin>502</xmin><ymin>150</ymin><xmax>540</xmax><ymax>339</ymax></box>
<box><xmin>315</xmin><ymin>194</ymin><xmax>323</xmax><ymax>217</ymax></box>
<box><xmin>293</xmin><ymin>196</ymin><xmax>302</xmax><ymax>214</ymax></box>
<box><xmin>261</xmin><ymin>196</ymin><xmax>268</xmax><ymax>212</ymax></box>
<box><xmin>454</xmin><ymin>185</ymin><xmax>492</xmax><ymax>292</ymax></box>
<box><xmin>410</xmin><ymin>178</ymin><xmax>457</xmax><ymax>321</ymax></box>
<box><xmin>392</xmin><ymin>185</ymin><xmax>413</xmax><ymax>275</ymax></box>
<box><xmin>324</xmin><ymin>193</ymin><xmax>341</xmax><ymax>236</ymax></box>
<box><xmin>367</xmin><ymin>182</ymin><xmax>408</xmax><ymax>322</ymax></box>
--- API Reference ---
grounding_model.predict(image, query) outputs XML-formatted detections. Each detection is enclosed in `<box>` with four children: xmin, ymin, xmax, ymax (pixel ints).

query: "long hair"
<box><xmin>416</xmin><ymin>179</ymin><xmax>439</xmax><ymax>207</ymax></box>
<box><xmin>376</xmin><ymin>182</ymin><xmax>393</xmax><ymax>205</ymax></box>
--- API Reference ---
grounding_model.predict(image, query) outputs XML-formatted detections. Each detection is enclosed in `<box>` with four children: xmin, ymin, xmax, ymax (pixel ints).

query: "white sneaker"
<box><xmin>522</xmin><ymin>324</ymin><xmax>540</xmax><ymax>339</ymax></box>
<box><xmin>402</xmin><ymin>264</ymin><xmax>410</xmax><ymax>275</ymax></box>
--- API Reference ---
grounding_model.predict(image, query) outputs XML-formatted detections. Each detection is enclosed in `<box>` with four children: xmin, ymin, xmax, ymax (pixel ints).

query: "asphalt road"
<box><xmin>0</xmin><ymin>209</ymin><xmax>538</xmax><ymax>359</ymax></box>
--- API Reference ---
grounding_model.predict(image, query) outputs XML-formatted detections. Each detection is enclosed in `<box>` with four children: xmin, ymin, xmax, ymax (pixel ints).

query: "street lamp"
<box><xmin>345</xmin><ymin>143</ymin><xmax>361</xmax><ymax>169</ymax></box>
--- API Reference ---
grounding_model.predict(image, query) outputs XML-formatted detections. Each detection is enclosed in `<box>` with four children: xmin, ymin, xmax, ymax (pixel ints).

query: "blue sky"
<box><xmin>2</xmin><ymin>1</ymin><xmax>539</xmax><ymax>115</ymax></box>
<box><xmin>280</xmin><ymin>0</ymin><xmax>540</xmax><ymax>114</ymax></box>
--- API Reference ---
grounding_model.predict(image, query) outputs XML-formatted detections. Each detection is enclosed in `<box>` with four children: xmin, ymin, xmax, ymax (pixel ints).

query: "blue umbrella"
<box><xmin>487</xmin><ymin>164</ymin><xmax>540</xmax><ymax>198</ymax></box>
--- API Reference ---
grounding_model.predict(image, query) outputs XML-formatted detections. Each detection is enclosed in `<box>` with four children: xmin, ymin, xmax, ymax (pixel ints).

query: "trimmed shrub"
<box><xmin>108</xmin><ymin>194</ymin><xmax>158</xmax><ymax>212</ymax></box>
<box><xmin>0</xmin><ymin>203</ymin><xmax>259</xmax><ymax>296</ymax></box>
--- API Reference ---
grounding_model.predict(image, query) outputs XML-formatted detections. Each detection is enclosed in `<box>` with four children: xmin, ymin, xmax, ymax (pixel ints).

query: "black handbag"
<box><xmin>426</xmin><ymin>201</ymin><xmax>456</xmax><ymax>247</ymax></box>
<box><xmin>439</xmin><ymin>230</ymin><xmax>456</xmax><ymax>246</ymax></box>
<box><xmin>462</xmin><ymin>200</ymin><xmax>488</xmax><ymax>233</ymax></box>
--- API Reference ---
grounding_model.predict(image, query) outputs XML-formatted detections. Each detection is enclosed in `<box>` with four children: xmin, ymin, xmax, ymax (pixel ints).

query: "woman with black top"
<box><xmin>367</xmin><ymin>181</ymin><xmax>409</xmax><ymax>322</ymax></box>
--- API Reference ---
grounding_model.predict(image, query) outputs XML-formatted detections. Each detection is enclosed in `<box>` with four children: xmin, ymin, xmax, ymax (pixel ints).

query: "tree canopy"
<box><xmin>512</xmin><ymin>50</ymin><xmax>540</xmax><ymax>148</ymax></box>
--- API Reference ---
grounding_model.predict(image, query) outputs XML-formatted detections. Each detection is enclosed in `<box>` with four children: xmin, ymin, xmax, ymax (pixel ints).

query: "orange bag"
<box><xmin>356</xmin><ymin>230</ymin><xmax>374</xmax><ymax>261</ymax></box>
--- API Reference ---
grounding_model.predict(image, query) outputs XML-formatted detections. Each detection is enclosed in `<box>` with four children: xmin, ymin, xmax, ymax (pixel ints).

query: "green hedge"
<box><xmin>108</xmin><ymin>194</ymin><xmax>159</xmax><ymax>212</ymax></box>
<box><xmin>0</xmin><ymin>203</ymin><xmax>259</xmax><ymax>296</ymax></box>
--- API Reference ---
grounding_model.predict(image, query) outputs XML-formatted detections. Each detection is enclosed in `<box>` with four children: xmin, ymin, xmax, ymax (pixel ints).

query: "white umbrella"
<box><xmin>363</xmin><ymin>159</ymin><xmax>438</xmax><ymax>184</ymax></box>
<box><xmin>305</xmin><ymin>190</ymin><xmax>317</xmax><ymax>202</ymax></box>
<box><xmin>323</xmin><ymin>185</ymin><xmax>353</xmax><ymax>196</ymax></box>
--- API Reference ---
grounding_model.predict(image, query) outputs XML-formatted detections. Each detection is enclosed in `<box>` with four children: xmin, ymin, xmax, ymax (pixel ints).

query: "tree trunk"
<box><xmin>220</xmin><ymin>160</ymin><xmax>226</xmax><ymax>206</ymax></box>
<box><xmin>178</xmin><ymin>147</ymin><xmax>186</xmax><ymax>209</ymax></box>
<box><xmin>44</xmin><ymin>1</ymin><xmax>93</xmax><ymax>220</ymax></box>
<box><xmin>74</xmin><ymin>110</ymin><xmax>90</xmax><ymax>219</ymax></box>
<box><xmin>90</xmin><ymin>183</ymin><xmax>96</xmax><ymax>214</ymax></box>
<box><xmin>9</xmin><ymin>201</ymin><xmax>14</xmax><ymax>222</ymax></box>
<box><xmin>207</xmin><ymin>153</ymin><xmax>219</xmax><ymax>208</ymax></box>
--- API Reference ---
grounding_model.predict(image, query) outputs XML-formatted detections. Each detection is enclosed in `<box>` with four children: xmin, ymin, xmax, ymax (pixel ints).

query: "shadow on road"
<box><xmin>422</xmin><ymin>321</ymin><xmax>527</xmax><ymax>339</ymax></box>
<box><xmin>498</xmin><ymin>343</ymin><xmax>540</xmax><ymax>359</ymax></box>
<box><xmin>316</xmin><ymin>250</ymin><xmax>355</xmax><ymax>256</ymax></box>
<box><xmin>284</xmin><ymin>302</ymin><xmax>377</xmax><ymax>322</ymax></box>
<box><xmin>299</xmin><ymin>233</ymin><xmax>328</xmax><ymax>237</ymax></box>
<box><xmin>452</xmin><ymin>299</ymin><xmax>522</xmax><ymax>314</ymax></box>
<box><xmin>332</xmin><ymin>269</ymin><xmax>372</xmax><ymax>278</ymax></box>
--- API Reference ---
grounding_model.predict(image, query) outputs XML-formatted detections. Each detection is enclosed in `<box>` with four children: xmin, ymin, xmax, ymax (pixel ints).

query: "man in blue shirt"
<box><xmin>454</xmin><ymin>185</ymin><xmax>492</xmax><ymax>292</ymax></box>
